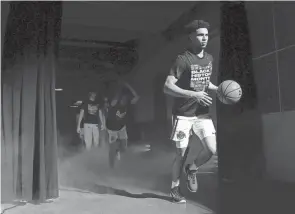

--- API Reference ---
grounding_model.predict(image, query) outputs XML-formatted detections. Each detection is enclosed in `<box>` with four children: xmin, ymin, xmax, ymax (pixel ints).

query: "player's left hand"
<box><xmin>111</xmin><ymin>99</ymin><xmax>118</xmax><ymax>106</ymax></box>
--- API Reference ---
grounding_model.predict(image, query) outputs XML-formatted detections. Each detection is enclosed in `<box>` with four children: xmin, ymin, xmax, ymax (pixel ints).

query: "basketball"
<box><xmin>217</xmin><ymin>80</ymin><xmax>242</xmax><ymax>104</ymax></box>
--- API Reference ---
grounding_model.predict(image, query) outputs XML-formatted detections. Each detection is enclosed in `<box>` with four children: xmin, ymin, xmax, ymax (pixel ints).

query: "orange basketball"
<box><xmin>217</xmin><ymin>80</ymin><xmax>242</xmax><ymax>105</ymax></box>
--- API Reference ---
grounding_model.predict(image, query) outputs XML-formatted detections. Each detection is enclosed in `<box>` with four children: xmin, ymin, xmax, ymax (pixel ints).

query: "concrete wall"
<box><xmin>246</xmin><ymin>2</ymin><xmax>295</xmax><ymax>182</ymax></box>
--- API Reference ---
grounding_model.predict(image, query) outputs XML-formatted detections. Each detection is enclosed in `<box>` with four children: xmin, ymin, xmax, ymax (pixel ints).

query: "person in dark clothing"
<box><xmin>77</xmin><ymin>91</ymin><xmax>105</xmax><ymax>150</ymax></box>
<box><xmin>106</xmin><ymin>81</ymin><xmax>139</xmax><ymax>168</ymax></box>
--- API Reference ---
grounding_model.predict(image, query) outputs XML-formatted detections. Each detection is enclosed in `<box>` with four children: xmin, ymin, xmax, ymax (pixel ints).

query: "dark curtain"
<box><xmin>1</xmin><ymin>2</ymin><xmax>62</xmax><ymax>202</ymax></box>
<box><xmin>217</xmin><ymin>3</ymin><xmax>266</xmax><ymax>214</ymax></box>
<box><xmin>217</xmin><ymin>2</ymin><xmax>264</xmax><ymax>182</ymax></box>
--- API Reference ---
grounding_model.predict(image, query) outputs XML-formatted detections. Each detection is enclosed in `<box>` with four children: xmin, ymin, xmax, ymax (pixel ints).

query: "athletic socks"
<box><xmin>189</xmin><ymin>163</ymin><xmax>199</xmax><ymax>171</ymax></box>
<box><xmin>171</xmin><ymin>180</ymin><xmax>180</xmax><ymax>188</ymax></box>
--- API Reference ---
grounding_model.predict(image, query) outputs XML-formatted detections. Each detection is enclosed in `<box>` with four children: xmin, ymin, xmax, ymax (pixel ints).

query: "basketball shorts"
<box><xmin>84</xmin><ymin>123</ymin><xmax>100</xmax><ymax>149</ymax></box>
<box><xmin>170</xmin><ymin>114</ymin><xmax>216</xmax><ymax>148</ymax></box>
<box><xmin>107</xmin><ymin>126</ymin><xmax>128</xmax><ymax>144</ymax></box>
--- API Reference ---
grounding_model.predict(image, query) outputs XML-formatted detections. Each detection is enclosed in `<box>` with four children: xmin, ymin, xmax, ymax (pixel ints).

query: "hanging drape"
<box><xmin>217</xmin><ymin>2</ymin><xmax>264</xmax><ymax>182</ymax></box>
<box><xmin>1</xmin><ymin>2</ymin><xmax>62</xmax><ymax>202</ymax></box>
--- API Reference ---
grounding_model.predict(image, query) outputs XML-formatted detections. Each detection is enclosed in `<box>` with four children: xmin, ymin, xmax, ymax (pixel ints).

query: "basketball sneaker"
<box><xmin>170</xmin><ymin>186</ymin><xmax>186</xmax><ymax>203</ymax></box>
<box><xmin>184</xmin><ymin>165</ymin><xmax>198</xmax><ymax>192</ymax></box>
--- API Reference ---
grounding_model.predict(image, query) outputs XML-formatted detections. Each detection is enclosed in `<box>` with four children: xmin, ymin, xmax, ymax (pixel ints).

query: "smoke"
<box><xmin>57</xmin><ymin>132</ymin><xmax>174</xmax><ymax>195</ymax></box>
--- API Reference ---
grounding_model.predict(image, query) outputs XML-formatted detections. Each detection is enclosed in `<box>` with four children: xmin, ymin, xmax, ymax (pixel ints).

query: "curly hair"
<box><xmin>184</xmin><ymin>20</ymin><xmax>210</xmax><ymax>34</ymax></box>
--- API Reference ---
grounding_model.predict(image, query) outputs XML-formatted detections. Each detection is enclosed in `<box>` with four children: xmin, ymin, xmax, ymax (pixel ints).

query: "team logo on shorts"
<box><xmin>176</xmin><ymin>131</ymin><xmax>186</xmax><ymax>140</ymax></box>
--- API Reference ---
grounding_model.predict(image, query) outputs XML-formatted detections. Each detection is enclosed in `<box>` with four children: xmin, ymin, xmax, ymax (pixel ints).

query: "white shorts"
<box><xmin>107</xmin><ymin>126</ymin><xmax>128</xmax><ymax>144</ymax></box>
<box><xmin>170</xmin><ymin>114</ymin><xmax>216</xmax><ymax>148</ymax></box>
<box><xmin>84</xmin><ymin>123</ymin><xmax>100</xmax><ymax>149</ymax></box>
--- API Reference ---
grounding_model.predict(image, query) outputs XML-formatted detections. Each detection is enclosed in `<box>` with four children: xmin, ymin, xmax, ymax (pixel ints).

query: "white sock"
<box><xmin>189</xmin><ymin>163</ymin><xmax>198</xmax><ymax>170</ymax></box>
<box><xmin>171</xmin><ymin>180</ymin><xmax>180</xmax><ymax>188</ymax></box>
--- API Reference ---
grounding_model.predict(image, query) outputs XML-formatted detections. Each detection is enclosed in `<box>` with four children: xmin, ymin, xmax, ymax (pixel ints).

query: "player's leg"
<box><xmin>188</xmin><ymin>139</ymin><xmax>216</xmax><ymax>170</ymax></box>
<box><xmin>193</xmin><ymin>118</ymin><xmax>217</xmax><ymax>167</ymax></box>
<box><xmin>108</xmin><ymin>130</ymin><xmax>120</xmax><ymax>168</ymax></box>
<box><xmin>92</xmin><ymin>124</ymin><xmax>100</xmax><ymax>148</ymax></box>
<box><xmin>83</xmin><ymin>124</ymin><xmax>92</xmax><ymax>150</ymax></box>
<box><xmin>170</xmin><ymin>117</ymin><xmax>192</xmax><ymax>203</ymax></box>
<box><xmin>118</xmin><ymin>126</ymin><xmax>128</xmax><ymax>153</ymax></box>
<box><xmin>185</xmin><ymin>117</ymin><xmax>216</xmax><ymax>192</ymax></box>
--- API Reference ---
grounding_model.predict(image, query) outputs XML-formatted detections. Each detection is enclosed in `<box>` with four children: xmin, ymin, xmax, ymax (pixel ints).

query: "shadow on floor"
<box><xmin>1</xmin><ymin>204</ymin><xmax>24</xmax><ymax>214</ymax></box>
<box><xmin>62</xmin><ymin>184</ymin><xmax>173</xmax><ymax>202</ymax></box>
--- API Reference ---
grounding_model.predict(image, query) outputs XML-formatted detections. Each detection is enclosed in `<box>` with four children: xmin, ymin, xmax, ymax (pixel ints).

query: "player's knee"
<box><xmin>208</xmin><ymin>143</ymin><xmax>216</xmax><ymax>155</ymax></box>
<box><xmin>212</xmin><ymin>146</ymin><xmax>217</xmax><ymax>154</ymax></box>
<box><xmin>202</xmin><ymin>135</ymin><xmax>217</xmax><ymax>154</ymax></box>
<box><xmin>209</xmin><ymin>140</ymin><xmax>217</xmax><ymax>154</ymax></box>
<box><xmin>207</xmin><ymin>150</ymin><xmax>215</xmax><ymax>160</ymax></box>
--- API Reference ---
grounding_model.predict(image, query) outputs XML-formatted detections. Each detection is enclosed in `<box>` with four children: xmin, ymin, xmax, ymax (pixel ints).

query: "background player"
<box><xmin>77</xmin><ymin>91</ymin><xmax>105</xmax><ymax>150</ymax></box>
<box><xmin>106</xmin><ymin>80</ymin><xmax>139</xmax><ymax>168</ymax></box>
<box><xmin>163</xmin><ymin>20</ymin><xmax>218</xmax><ymax>203</ymax></box>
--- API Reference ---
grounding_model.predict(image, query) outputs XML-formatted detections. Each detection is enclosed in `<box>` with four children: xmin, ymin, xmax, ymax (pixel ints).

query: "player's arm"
<box><xmin>110</xmin><ymin>92</ymin><xmax>119</xmax><ymax>107</ymax></box>
<box><xmin>122</xmin><ymin>81</ymin><xmax>140</xmax><ymax>104</ymax></box>
<box><xmin>163</xmin><ymin>75</ymin><xmax>195</xmax><ymax>98</ymax></box>
<box><xmin>104</xmin><ymin>99</ymin><xmax>109</xmax><ymax>113</ymax></box>
<box><xmin>164</xmin><ymin>75</ymin><xmax>212</xmax><ymax>106</ymax></box>
<box><xmin>163</xmin><ymin>57</ymin><xmax>212</xmax><ymax>106</ymax></box>
<box><xmin>98</xmin><ymin>109</ymin><xmax>106</xmax><ymax>130</ymax></box>
<box><xmin>77</xmin><ymin>108</ymin><xmax>84</xmax><ymax>133</ymax></box>
<box><xmin>208</xmin><ymin>82</ymin><xmax>218</xmax><ymax>92</ymax></box>
<box><xmin>163</xmin><ymin>58</ymin><xmax>197</xmax><ymax>98</ymax></box>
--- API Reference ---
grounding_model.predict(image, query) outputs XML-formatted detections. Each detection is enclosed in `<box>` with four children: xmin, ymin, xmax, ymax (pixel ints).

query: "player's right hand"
<box><xmin>192</xmin><ymin>91</ymin><xmax>212</xmax><ymax>106</ymax></box>
<box><xmin>77</xmin><ymin>127</ymin><xmax>81</xmax><ymax>134</ymax></box>
<box><xmin>101</xmin><ymin>125</ymin><xmax>106</xmax><ymax>131</ymax></box>
<box><xmin>111</xmin><ymin>99</ymin><xmax>118</xmax><ymax>106</ymax></box>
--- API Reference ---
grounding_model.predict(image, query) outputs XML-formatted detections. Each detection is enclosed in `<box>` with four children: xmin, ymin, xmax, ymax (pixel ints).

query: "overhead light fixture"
<box><xmin>55</xmin><ymin>88</ymin><xmax>63</xmax><ymax>91</ymax></box>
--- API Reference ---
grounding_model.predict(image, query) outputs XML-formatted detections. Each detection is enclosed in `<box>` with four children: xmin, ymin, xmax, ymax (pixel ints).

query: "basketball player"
<box><xmin>163</xmin><ymin>20</ymin><xmax>218</xmax><ymax>203</ymax></box>
<box><xmin>106</xmin><ymin>81</ymin><xmax>139</xmax><ymax>168</ymax></box>
<box><xmin>77</xmin><ymin>91</ymin><xmax>105</xmax><ymax>150</ymax></box>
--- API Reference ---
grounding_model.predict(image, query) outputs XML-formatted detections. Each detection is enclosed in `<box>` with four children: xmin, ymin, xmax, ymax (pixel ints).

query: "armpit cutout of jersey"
<box><xmin>190</xmin><ymin>62</ymin><xmax>212</xmax><ymax>91</ymax></box>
